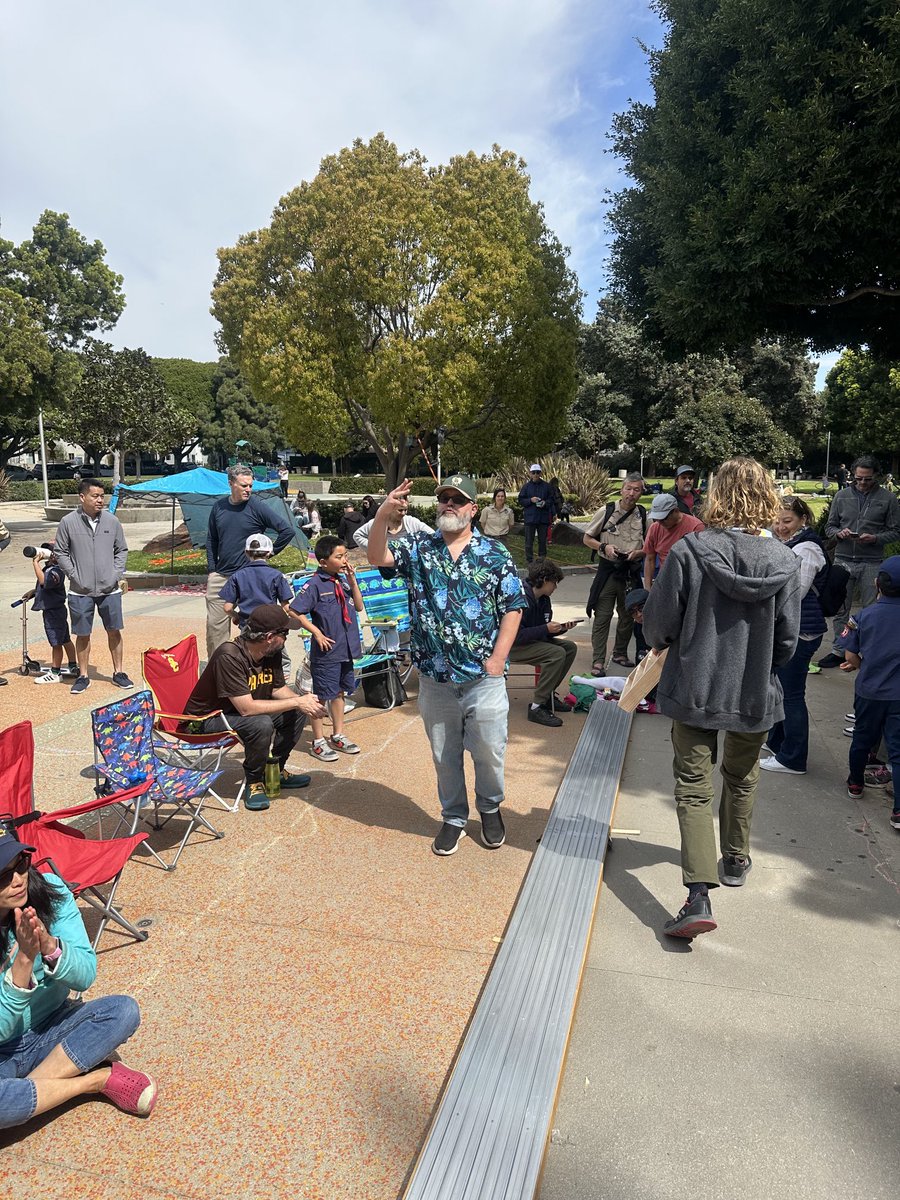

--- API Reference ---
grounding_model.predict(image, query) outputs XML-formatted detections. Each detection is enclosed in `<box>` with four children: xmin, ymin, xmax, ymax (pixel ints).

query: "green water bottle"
<box><xmin>264</xmin><ymin>756</ymin><xmax>281</xmax><ymax>798</ymax></box>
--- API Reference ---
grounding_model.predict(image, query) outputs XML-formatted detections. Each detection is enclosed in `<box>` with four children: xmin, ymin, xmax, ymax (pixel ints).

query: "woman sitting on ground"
<box><xmin>480</xmin><ymin>488</ymin><xmax>515</xmax><ymax>546</ymax></box>
<box><xmin>291</xmin><ymin>488</ymin><xmax>309</xmax><ymax>521</ymax></box>
<box><xmin>0</xmin><ymin>826</ymin><xmax>157</xmax><ymax>1129</ymax></box>
<box><xmin>760</xmin><ymin>496</ymin><xmax>827</xmax><ymax>776</ymax></box>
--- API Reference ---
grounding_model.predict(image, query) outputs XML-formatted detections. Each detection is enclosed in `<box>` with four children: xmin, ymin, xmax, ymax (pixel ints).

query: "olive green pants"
<box><xmin>671</xmin><ymin>721</ymin><xmax>767</xmax><ymax>886</ymax></box>
<box><xmin>507</xmin><ymin>638</ymin><xmax>578</xmax><ymax>705</ymax></box>
<box><xmin>590</xmin><ymin>574</ymin><xmax>633</xmax><ymax>666</ymax></box>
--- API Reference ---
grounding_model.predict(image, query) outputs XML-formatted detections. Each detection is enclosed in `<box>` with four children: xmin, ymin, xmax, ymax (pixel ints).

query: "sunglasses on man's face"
<box><xmin>437</xmin><ymin>495</ymin><xmax>470</xmax><ymax>507</ymax></box>
<box><xmin>0</xmin><ymin>852</ymin><xmax>31</xmax><ymax>889</ymax></box>
<box><xmin>854</xmin><ymin>475</ymin><xmax>874</xmax><ymax>484</ymax></box>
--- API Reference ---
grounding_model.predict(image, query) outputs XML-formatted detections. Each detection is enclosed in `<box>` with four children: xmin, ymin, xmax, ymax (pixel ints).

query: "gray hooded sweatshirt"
<box><xmin>642</xmin><ymin>530</ymin><xmax>801</xmax><ymax>733</ymax></box>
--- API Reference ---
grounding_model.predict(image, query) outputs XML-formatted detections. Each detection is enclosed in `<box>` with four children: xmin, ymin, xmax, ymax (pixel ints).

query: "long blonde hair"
<box><xmin>702</xmin><ymin>457</ymin><xmax>781</xmax><ymax>532</ymax></box>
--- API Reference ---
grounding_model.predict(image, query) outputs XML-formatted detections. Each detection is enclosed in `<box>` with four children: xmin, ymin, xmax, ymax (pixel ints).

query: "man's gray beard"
<box><xmin>437</xmin><ymin>511</ymin><xmax>471</xmax><ymax>533</ymax></box>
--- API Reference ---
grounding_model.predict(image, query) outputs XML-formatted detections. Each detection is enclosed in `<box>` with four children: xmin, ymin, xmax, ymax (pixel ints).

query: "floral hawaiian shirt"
<box><xmin>392</xmin><ymin>528</ymin><xmax>526</xmax><ymax>684</ymax></box>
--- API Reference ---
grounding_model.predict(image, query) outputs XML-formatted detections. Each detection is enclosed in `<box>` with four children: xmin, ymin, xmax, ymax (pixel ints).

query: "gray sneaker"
<box><xmin>70</xmin><ymin>675</ymin><xmax>91</xmax><ymax>694</ymax></box>
<box><xmin>719</xmin><ymin>855</ymin><xmax>752</xmax><ymax>886</ymax></box>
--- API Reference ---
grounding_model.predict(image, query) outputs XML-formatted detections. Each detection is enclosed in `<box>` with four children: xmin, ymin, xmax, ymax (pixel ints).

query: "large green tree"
<box><xmin>822</xmin><ymin>350</ymin><xmax>900</xmax><ymax>472</ymax></box>
<box><xmin>607</xmin><ymin>1</ymin><xmax>900</xmax><ymax>357</ymax></box>
<box><xmin>60</xmin><ymin>342</ymin><xmax>191</xmax><ymax>484</ymax></box>
<box><xmin>0</xmin><ymin>211</ymin><xmax>124</xmax><ymax>465</ymax></box>
<box><xmin>212</xmin><ymin>134</ymin><xmax>581</xmax><ymax>487</ymax></box>
<box><xmin>199</xmin><ymin>358</ymin><xmax>286</xmax><ymax>469</ymax></box>
<box><xmin>152</xmin><ymin>357</ymin><xmax>218</xmax><ymax>465</ymax></box>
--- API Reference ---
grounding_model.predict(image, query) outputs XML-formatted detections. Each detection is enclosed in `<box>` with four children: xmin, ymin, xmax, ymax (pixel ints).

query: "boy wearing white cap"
<box><xmin>219</xmin><ymin>534</ymin><xmax>293</xmax><ymax>632</ymax></box>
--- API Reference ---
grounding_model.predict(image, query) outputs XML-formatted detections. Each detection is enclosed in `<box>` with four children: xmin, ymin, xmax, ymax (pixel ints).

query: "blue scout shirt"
<box><xmin>219</xmin><ymin>562</ymin><xmax>293</xmax><ymax>622</ymax></box>
<box><xmin>290</xmin><ymin>569</ymin><xmax>362</xmax><ymax>662</ymax></box>
<box><xmin>842</xmin><ymin>596</ymin><xmax>900</xmax><ymax>701</ymax></box>
<box><xmin>391</xmin><ymin>528</ymin><xmax>526</xmax><ymax>684</ymax></box>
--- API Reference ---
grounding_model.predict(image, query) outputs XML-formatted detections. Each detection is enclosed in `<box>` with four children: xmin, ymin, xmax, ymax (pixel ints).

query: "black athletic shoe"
<box><xmin>112</xmin><ymin>672</ymin><xmax>134</xmax><ymax>689</ymax></box>
<box><xmin>527</xmin><ymin>704</ymin><xmax>563</xmax><ymax>728</ymax></box>
<box><xmin>552</xmin><ymin>693</ymin><xmax>574</xmax><ymax>713</ymax></box>
<box><xmin>432</xmin><ymin>823</ymin><xmax>466</xmax><ymax>856</ymax></box>
<box><xmin>719</xmin><ymin>854</ymin><xmax>752</xmax><ymax>886</ymax></box>
<box><xmin>481</xmin><ymin>809</ymin><xmax>506</xmax><ymax>849</ymax></box>
<box><xmin>664</xmin><ymin>893</ymin><xmax>717</xmax><ymax>938</ymax></box>
<box><xmin>816</xmin><ymin>652</ymin><xmax>844</xmax><ymax>669</ymax></box>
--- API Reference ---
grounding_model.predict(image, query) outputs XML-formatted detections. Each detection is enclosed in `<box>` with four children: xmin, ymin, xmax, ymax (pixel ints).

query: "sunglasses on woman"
<box><xmin>0</xmin><ymin>852</ymin><xmax>32</xmax><ymax>889</ymax></box>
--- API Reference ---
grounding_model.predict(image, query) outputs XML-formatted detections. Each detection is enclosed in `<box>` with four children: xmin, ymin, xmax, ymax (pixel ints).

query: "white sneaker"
<box><xmin>759</xmin><ymin>755</ymin><xmax>805</xmax><ymax>775</ymax></box>
<box><xmin>34</xmin><ymin>670</ymin><xmax>60</xmax><ymax>685</ymax></box>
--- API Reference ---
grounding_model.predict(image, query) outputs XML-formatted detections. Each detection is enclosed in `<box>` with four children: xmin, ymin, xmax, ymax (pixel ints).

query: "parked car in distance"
<box><xmin>30</xmin><ymin>462</ymin><xmax>81</xmax><ymax>480</ymax></box>
<box><xmin>2</xmin><ymin>465</ymin><xmax>36</xmax><ymax>481</ymax></box>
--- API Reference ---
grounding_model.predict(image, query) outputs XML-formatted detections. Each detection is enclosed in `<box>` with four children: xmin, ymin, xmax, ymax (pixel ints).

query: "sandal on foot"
<box><xmin>101</xmin><ymin>1062</ymin><xmax>158</xmax><ymax>1116</ymax></box>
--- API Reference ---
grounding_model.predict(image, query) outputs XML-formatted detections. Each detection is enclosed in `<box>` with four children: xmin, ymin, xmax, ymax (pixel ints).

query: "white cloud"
<box><xmin>0</xmin><ymin>0</ymin><xmax>660</xmax><ymax>357</ymax></box>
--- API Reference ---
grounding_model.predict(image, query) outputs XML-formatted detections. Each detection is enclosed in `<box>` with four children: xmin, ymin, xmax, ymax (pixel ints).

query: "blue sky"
<box><xmin>1</xmin><ymin>0</ymin><xmax>837</xmax><ymax>382</ymax></box>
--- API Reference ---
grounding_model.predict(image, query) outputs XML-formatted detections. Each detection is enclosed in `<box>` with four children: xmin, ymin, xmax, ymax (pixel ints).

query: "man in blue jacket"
<box><xmin>507</xmin><ymin>559</ymin><xmax>579</xmax><ymax>727</ymax></box>
<box><xmin>517</xmin><ymin>464</ymin><xmax>556</xmax><ymax>563</ymax></box>
<box><xmin>206</xmin><ymin>465</ymin><xmax>295</xmax><ymax>658</ymax></box>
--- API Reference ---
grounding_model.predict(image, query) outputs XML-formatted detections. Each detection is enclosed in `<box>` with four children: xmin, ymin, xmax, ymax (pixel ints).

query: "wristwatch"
<box><xmin>43</xmin><ymin>940</ymin><xmax>62</xmax><ymax>967</ymax></box>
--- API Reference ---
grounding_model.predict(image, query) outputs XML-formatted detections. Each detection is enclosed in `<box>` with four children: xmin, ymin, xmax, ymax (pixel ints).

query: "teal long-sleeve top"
<box><xmin>0</xmin><ymin>876</ymin><xmax>97</xmax><ymax>1044</ymax></box>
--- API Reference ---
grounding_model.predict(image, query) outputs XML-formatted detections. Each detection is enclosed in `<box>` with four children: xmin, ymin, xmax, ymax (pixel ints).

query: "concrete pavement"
<box><xmin>540</xmin><ymin>631</ymin><xmax>899</xmax><ymax>1199</ymax></box>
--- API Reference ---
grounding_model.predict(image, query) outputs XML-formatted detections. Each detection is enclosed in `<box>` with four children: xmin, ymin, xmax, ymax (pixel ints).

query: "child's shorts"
<box><xmin>311</xmin><ymin>657</ymin><xmax>356</xmax><ymax>702</ymax></box>
<box><xmin>42</xmin><ymin>608</ymin><xmax>71</xmax><ymax>648</ymax></box>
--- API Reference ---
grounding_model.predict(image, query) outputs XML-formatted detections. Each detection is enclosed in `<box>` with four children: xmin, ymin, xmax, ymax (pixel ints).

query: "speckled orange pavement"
<box><xmin>0</xmin><ymin>506</ymin><xmax>596</xmax><ymax>1198</ymax></box>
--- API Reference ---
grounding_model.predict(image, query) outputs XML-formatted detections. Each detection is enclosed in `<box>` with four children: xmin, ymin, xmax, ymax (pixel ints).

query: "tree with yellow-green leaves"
<box><xmin>212</xmin><ymin>134</ymin><xmax>581</xmax><ymax>487</ymax></box>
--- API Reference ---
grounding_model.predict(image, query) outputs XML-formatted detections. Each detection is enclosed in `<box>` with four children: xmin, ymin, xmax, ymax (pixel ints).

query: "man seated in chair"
<box><xmin>507</xmin><ymin>559</ymin><xmax>579</xmax><ymax>729</ymax></box>
<box><xmin>183</xmin><ymin>605</ymin><xmax>326</xmax><ymax>812</ymax></box>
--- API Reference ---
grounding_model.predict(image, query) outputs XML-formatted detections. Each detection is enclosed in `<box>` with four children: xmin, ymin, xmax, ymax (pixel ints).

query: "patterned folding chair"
<box><xmin>91</xmin><ymin>690</ymin><xmax>225</xmax><ymax>871</ymax></box>
<box><xmin>354</xmin><ymin>567</ymin><xmax>415</xmax><ymax>685</ymax></box>
<box><xmin>142</xmin><ymin>635</ymin><xmax>244</xmax><ymax>812</ymax></box>
<box><xmin>0</xmin><ymin>721</ymin><xmax>152</xmax><ymax>950</ymax></box>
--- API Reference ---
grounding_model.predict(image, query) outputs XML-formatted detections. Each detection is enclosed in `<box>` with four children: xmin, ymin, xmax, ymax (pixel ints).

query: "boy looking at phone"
<box><xmin>508</xmin><ymin>558</ymin><xmax>580</xmax><ymax>727</ymax></box>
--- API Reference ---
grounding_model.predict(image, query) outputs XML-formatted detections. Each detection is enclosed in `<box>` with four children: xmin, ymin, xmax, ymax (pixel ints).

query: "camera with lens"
<box><xmin>23</xmin><ymin>544</ymin><xmax>53</xmax><ymax>562</ymax></box>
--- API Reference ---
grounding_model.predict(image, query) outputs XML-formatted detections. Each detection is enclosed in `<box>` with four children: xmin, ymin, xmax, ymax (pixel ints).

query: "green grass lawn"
<box><xmin>126</xmin><ymin>546</ymin><xmax>311</xmax><ymax>575</ymax></box>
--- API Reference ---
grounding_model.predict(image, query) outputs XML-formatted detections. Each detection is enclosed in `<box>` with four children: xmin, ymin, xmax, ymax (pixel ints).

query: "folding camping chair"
<box><xmin>0</xmin><ymin>721</ymin><xmax>152</xmax><ymax>950</ymax></box>
<box><xmin>354</xmin><ymin>567</ymin><xmax>415</xmax><ymax>686</ymax></box>
<box><xmin>142</xmin><ymin>634</ymin><xmax>244</xmax><ymax>812</ymax></box>
<box><xmin>91</xmin><ymin>690</ymin><xmax>225</xmax><ymax>870</ymax></box>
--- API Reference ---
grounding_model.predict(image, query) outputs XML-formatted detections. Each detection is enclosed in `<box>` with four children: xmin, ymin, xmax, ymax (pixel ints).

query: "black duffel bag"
<box><xmin>359</xmin><ymin>661</ymin><xmax>407</xmax><ymax>709</ymax></box>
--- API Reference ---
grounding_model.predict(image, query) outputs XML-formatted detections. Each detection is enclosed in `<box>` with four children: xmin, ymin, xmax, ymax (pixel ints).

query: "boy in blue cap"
<box><xmin>841</xmin><ymin>555</ymin><xmax>900</xmax><ymax>829</ymax></box>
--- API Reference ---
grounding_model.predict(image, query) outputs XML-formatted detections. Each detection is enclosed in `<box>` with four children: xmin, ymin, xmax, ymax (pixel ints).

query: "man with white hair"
<box><xmin>517</xmin><ymin>463</ymin><xmax>556</xmax><ymax>563</ymax></box>
<box><xmin>367</xmin><ymin>474</ymin><xmax>525</xmax><ymax>856</ymax></box>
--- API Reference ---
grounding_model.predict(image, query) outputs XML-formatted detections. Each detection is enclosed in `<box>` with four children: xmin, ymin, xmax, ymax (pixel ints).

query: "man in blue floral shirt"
<box><xmin>368</xmin><ymin>475</ymin><xmax>526</xmax><ymax>856</ymax></box>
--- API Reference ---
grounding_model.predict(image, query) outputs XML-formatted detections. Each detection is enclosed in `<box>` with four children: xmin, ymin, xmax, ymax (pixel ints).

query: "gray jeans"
<box><xmin>830</xmin><ymin>559</ymin><xmax>881</xmax><ymax>651</ymax></box>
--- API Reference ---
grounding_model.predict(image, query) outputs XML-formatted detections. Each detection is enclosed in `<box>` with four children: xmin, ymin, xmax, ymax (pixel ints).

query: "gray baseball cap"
<box><xmin>649</xmin><ymin>494</ymin><xmax>679</xmax><ymax>520</ymax></box>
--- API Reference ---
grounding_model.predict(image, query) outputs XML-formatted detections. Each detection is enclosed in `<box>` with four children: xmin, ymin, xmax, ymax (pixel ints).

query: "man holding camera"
<box><xmin>53</xmin><ymin>478</ymin><xmax>130</xmax><ymax>694</ymax></box>
<box><xmin>583</xmin><ymin>473</ymin><xmax>646</xmax><ymax>673</ymax></box>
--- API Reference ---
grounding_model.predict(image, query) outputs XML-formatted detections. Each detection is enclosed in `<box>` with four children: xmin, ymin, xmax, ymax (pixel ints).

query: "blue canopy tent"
<box><xmin>109</xmin><ymin>467</ymin><xmax>309</xmax><ymax>571</ymax></box>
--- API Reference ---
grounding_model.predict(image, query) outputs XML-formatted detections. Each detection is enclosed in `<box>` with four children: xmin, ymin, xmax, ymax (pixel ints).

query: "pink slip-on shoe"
<box><xmin>101</xmin><ymin>1062</ymin><xmax>158</xmax><ymax>1116</ymax></box>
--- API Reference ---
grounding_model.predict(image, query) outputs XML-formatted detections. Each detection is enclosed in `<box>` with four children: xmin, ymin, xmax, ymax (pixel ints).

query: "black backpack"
<box><xmin>813</xmin><ymin>560</ymin><xmax>850</xmax><ymax>617</ymax></box>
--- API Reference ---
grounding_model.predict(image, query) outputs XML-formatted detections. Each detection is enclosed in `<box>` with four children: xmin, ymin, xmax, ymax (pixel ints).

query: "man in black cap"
<box><xmin>184</xmin><ymin>604</ymin><xmax>326</xmax><ymax>811</ymax></box>
<box><xmin>668</xmin><ymin>466</ymin><xmax>702</xmax><ymax>516</ymax></box>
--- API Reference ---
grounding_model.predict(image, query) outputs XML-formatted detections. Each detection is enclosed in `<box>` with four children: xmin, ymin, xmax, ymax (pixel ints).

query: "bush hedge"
<box><xmin>328</xmin><ymin>475</ymin><xmax>437</xmax><ymax>496</ymax></box>
<box><xmin>2</xmin><ymin>480</ymin><xmax>114</xmax><ymax>501</ymax></box>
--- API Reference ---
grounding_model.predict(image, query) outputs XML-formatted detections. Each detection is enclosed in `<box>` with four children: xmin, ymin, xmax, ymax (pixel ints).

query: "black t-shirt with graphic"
<box><xmin>185</xmin><ymin>639</ymin><xmax>285</xmax><ymax>716</ymax></box>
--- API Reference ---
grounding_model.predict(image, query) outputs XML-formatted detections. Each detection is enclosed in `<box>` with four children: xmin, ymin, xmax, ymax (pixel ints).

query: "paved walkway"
<box><xmin>0</xmin><ymin>505</ymin><xmax>591</xmax><ymax>1197</ymax></box>
<box><xmin>540</xmin><ymin>646</ymin><xmax>899</xmax><ymax>1198</ymax></box>
<box><xmin>1</xmin><ymin>503</ymin><xmax>896</xmax><ymax>1198</ymax></box>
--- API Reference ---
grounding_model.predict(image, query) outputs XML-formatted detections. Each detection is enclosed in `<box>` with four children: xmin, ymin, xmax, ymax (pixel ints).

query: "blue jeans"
<box><xmin>767</xmin><ymin>635</ymin><xmax>822</xmax><ymax>771</ymax></box>
<box><xmin>848</xmin><ymin>697</ymin><xmax>900</xmax><ymax>805</ymax></box>
<box><xmin>0</xmin><ymin>995</ymin><xmax>140</xmax><ymax>1128</ymax></box>
<box><xmin>417</xmin><ymin>674</ymin><xmax>509</xmax><ymax>827</ymax></box>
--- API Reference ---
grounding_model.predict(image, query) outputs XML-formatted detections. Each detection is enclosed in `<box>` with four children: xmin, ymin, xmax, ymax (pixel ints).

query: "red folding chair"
<box><xmin>0</xmin><ymin>721</ymin><xmax>153</xmax><ymax>950</ymax></box>
<box><xmin>142</xmin><ymin>635</ymin><xmax>243</xmax><ymax>812</ymax></box>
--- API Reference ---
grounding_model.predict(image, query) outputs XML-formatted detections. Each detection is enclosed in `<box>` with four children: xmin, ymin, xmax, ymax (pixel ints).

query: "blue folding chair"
<box><xmin>91</xmin><ymin>690</ymin><xmax>225</xmax><ymax>871</ymax></box>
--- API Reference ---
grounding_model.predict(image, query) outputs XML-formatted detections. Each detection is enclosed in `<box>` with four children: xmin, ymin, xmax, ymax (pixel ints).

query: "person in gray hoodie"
<box><xmin>53</xmin><ymin>478</ymin><xmax>130</xmax><ymax>695</ymax></box>
<box><xmin>643</xmin><ymin>457</ymin><xmax>801</xmax><ymax>939</ymax></box>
